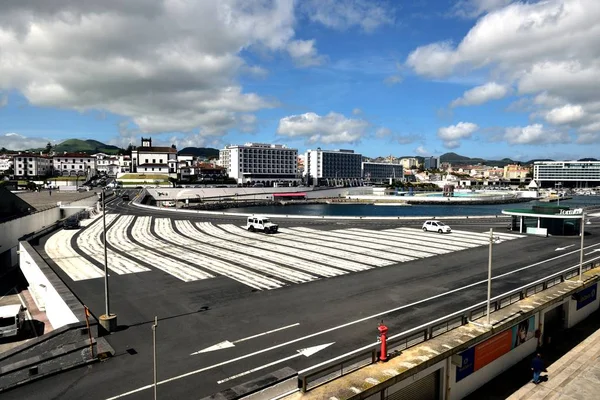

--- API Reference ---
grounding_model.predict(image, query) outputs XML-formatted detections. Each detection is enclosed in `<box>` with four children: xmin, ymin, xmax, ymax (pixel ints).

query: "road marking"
<box><xmin>585</xmin><ymin>249</ymin><xmax>600</xmax><ymax>256</ymax></box>
<box><xmin>106</xmin><ymin>243</ymin><xmax>600</xmax><ymax>399</ymax></box>
<box><xmin>556</xmin><ymin>245</ymin><xmax>575</xmax><ymax>251</ymax></box>
<box><xmin>216</xmin><ymin>342</ymin><xmax>334</xmax><ymax>384</ymax></box>
<box><xmin>191</xmin><ymin>322</ymin><xmax>300</xmax><ymax>354</ymax></box>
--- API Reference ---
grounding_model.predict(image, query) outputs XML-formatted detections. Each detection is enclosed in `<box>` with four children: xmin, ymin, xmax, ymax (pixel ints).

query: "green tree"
<box><xmin>168</xmin><ymin>177</ymin><xmax>177</xmax><ymax>188</ymax></box>
<box><xmin>45</xmin><ymin>142</ymin><xmax>53</xmax><ymax>154</ymax></box>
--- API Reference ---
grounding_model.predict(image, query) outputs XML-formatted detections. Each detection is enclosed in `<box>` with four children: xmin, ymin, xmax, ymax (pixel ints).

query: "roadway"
<box><xmin>3</xmin><ymin>194</ymin><xmax>600</xmax><ymax>400</ymax></box>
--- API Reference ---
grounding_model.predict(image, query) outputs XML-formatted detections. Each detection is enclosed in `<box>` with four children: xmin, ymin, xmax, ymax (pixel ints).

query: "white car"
<box><xmin>422</xmin><ymin>220</ymin><xmax>451</xmax><ymax>233</ymax></box>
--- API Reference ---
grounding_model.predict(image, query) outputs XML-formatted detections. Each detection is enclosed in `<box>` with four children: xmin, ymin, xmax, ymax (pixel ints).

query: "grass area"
<box><xmin>119</xmin><ymin>174</ymin><xmax>170</xmax><ymax>180</ymax></box>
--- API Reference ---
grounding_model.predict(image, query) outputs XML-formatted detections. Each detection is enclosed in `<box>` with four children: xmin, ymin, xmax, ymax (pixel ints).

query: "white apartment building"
<box><xmin>131</xmin><ymin>137</ymin><xmax>177</xmax><ymax>175</ymax></box>
<box><xmin>94</xmin><ymin>153</ymin><xmax>120</xmax><ymax>177</ymax></box>
<box><xmin>0</xmin><ymin>155</ymin><xmax>13</xmax><ymax>174</ymax></box>
<box><xmin>362</xmin><ymin>162</ymin><xmax>403</xmax><ymax>184</ymax></box>
<box><xmin>118</xmin><ymin>155</ymin><xmax>131</xmax><ymax>173</ymax></box>
<box><xmin>12</xmin><ymin>154</ymin><xmax>53</xmax><ymax>178</ymax></box>
<box><xmin>53</xmin><ymin>153</ymin><xmax>97</xmax><ymax>177</ymax></box>
<box><xmin>304</xmin><ymin>148</ymin><xmax>362</xmax><ymax>186</ymax></box>
<box><xmin>219</xmin><ymin>143</ymin><xmax>298</xmax><ymax>185</ymax></box>
<box><xmin>534</xmin><ymin>161</ymin><xmax>600</xmax><ymax>188</ymax></box>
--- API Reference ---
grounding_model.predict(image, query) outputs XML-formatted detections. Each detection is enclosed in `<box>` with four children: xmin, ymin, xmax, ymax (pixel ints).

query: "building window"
<box><xmin>152</xmin><ymin>167</ymin><xmax>155</xmax><ymax>171</ymax></box>
<box><xmin>145</xmin><ymin>159</ymin><xmax>149</xmax><ymax>163</ymax></box>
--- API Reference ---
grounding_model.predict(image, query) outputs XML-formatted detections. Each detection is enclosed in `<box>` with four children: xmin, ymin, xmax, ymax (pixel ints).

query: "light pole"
<box><xmin>152</xmin><ymin>316</ymin><xmax>158</xmax><ymax>400</ymax></box>
<box><xmin>100</xmin><ymin>189</ymin><xmax>117</xmax><ymax>332</ymax></box>
<box><xmin>486</xmin><ymin>228</ymin><xmax>500</xmax><ymax>326</ymax></box>
<box><xmin>579</xmin><ymin>212</ymin><xmax>586</xmax><ymax>282</ymax></box>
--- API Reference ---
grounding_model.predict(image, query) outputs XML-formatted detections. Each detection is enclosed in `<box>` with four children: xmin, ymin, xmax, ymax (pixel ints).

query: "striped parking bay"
<box><xmin>45</xmin><ymin>229</ymin><xmax>104</xmax><ymax>281</ymax></box>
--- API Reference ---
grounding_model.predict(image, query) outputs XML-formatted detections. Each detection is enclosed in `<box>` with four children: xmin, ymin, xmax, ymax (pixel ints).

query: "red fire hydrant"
<box><xmin>378</xmin><ymin>322</ymin><xmax>388</xmax><ymax>362</ymax></box>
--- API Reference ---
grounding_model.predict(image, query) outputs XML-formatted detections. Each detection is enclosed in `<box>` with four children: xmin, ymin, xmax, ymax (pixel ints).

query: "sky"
<box><xmin>0</xmin><ymin>0</ymin><xmax>599</xmax><ymax>161</ymax></box>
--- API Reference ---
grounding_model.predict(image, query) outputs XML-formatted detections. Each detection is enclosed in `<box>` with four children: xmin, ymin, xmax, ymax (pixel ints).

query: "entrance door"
<box><xmin>543</xmin><ymin>304</ymin><xmax>566</xmax><ymax>347</ymax></box>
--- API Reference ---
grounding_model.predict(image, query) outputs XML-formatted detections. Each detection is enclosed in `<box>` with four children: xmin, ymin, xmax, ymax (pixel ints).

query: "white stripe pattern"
<box><xmin>54</xmin><ymin>216</ymin><xmax>526</xmax><ymax>289</ymax></box>
<box><xmin>45</xmin><ymin>229</ymin><xmax>104</xmax><ymax>281</ymax></box>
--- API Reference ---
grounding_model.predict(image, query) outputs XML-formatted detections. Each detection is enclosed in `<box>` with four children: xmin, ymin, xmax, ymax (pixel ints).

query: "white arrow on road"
<box><xmin>191</xmin><ymin>322</ymin><xmax>300</xmax><ymax>355</ymax></box>
<box><xmin>555</xmin><ymin>245</ymin><xmax>575</xmax><ymax>251</ymax></box>
<box><xmin>585</xmin><ymin>249</ymin><xmax>600</xmax><ymax>256</ymax></box>
<box><xmin>217</xmin><ymin>342</ymin><xmax>335</xmax><ymax>384</ymax></box>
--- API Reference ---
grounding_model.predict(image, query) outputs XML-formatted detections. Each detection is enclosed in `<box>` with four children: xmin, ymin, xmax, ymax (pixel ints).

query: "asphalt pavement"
<box><xmin>2</xmin><ymin>197</ymin><xmax>600</xmax><ymax>400</ymax></box>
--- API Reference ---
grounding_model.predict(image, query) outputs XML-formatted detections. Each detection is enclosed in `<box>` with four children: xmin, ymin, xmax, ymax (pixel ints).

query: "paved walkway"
<box><xmin>508</xmin><ymin>323</ymin><xmax>600</xmax><ymax>400</ymax></box>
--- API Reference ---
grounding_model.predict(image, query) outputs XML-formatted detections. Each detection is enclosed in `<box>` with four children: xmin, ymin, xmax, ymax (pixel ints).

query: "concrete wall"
<box><xmin>18</xmin><ymin>242</ymin><xmax>79</xmax><ymax>329</ymax></box>
<box><xmin>0</xmin><ymin>196</ymin><xmax>98</xmax><ymax>268</ymax></box>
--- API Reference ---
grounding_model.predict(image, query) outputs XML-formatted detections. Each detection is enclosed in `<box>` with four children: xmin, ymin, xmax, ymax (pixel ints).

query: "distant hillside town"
<box><xmin>1</xmin><ymin>138</ymin><xmax>599</xmax><ymax>190</ymax></box>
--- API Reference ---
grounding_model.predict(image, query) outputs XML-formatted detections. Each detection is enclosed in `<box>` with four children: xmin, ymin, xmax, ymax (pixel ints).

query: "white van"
<box><xmin>422</xmin><ymin>220</ymin><xmax>452</xmax><ymax>233</ymax></box>
<box><xmin>246</xmin><ymin>216</ymin><xmax>278</xmax><ymax>234</ymax></box>
<box><xmin>0</xmin><ymin>304</ymin><xmax>26</xmax><ymax>338</ymax></box>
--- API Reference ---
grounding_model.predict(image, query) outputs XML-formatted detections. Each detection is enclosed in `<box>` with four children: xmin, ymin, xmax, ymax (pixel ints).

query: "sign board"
<box><xmin>576</xmin><ymin>284</ymin><xmax>597</xmax><ymax>310</ymax></box>
<box><xmin>526</xmin><ymin>227</ymin><xmax>548</xmax><ymax>236</ymax></box>
<box><xmin>559</xmin><ymin>208</ymin><xmax>583</xmax><ymax>215</ymax></box>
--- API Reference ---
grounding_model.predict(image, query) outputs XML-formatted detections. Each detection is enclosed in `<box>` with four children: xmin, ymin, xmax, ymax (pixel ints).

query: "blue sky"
<box><xmin>0</xmin><ymin>0</ymin><xmax>598</xmax><ymax>161</ymax></box>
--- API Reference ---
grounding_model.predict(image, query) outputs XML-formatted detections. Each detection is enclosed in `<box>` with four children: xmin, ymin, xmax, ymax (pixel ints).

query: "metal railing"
<box><xmin>298</xmin><ymin>258</ymin><xmax>600</xmax><ymax>392</ymax></box>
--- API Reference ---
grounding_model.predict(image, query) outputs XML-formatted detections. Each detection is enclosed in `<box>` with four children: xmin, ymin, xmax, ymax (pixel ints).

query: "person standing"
<box><xmin>531</xmin><ymin>353</ymin><xmax>544</xmax><ymax>384</ymax></box>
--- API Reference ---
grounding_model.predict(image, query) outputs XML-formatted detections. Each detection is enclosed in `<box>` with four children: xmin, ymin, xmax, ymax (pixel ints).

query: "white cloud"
<box><xmin>437</xmin><ymin>122</ymin><xmax>478</xmax><ymax>148</ymax></box>
<box><xmin>415</xmin><ymin>146</ymin><xmax>429</xmax><ymax>156</ymax></box>
<box><xmin>452</xmin><ymin>0</ymin><xmax>513</xmax><ymax>18</ymax></box>
<box><xmin>287</xmin><ymin>39</ymin><xmax>325</xmax><ymax>67</ymax></box>
<box><xmin>352</xmin><ymin>108</ymin><xmax>362</xmax><ymax>115</ymax></box>
<box><xmin>0</xmin><ymin>0</ymin><xmax>303</xmax><ymax>140</ymax></box>
<box><xmin>504</xmin><ymin>124</ymin><xmax>571</xmax><ymax>145</ymax></box>
<box><xmin>450</xmin><ymin>82</ymin><xmax>509</xmax><ymax>107</ymax></box>
<box><xmin>375</xmin><ymin>127</ymin><xmax>392</xmax><ymax>138</ymax></box>
<box><xmin>277</xmin><ymin>112</ymin><xmax>369</xmax><ymax>144</ymax></box>
<box><xmin>301</xmin><ymin>0</ymin><xmax>394</xmax><ymax>32</ymax></box>
<box><xmin>545</xmin><ymin>104</ymin><xmax>585</xmax><ymax>125</ymax></box>
<box><xmin>0</xmin><ymin>133</ymin><xmax>56</xmax><ymax>150</ymax></box>
<box><xmin>383</xmin><ymin>75</ymin><xmax>403</xmax><ymax>86</ymax></box>
<box><xmin>406</xmin><ymin>0</ymin><xmax>600</xmax><ymax>144</ymax></box>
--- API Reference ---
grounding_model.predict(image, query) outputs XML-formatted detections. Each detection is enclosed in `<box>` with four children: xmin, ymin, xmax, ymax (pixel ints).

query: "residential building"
<box><xmin>423</xmin><ymin>156</ymin><xmax>440</xmax><ymax>170</ymax></box>
<box><xmin>533</xmin><ymin>161</ymin><xmax>600</xmax><ymax>188</ymax></box>
<box><xmin>118</xmin><ymin>155</ymin><xmax>131</xmax><ymax>173</ymax></box>
<box><xmin>399</xmin><ymin>157</ymin><xmax>420</xmax><ymax>170</ymax></box>
<box><xmin>12</xmin><ymin>154</ymin><xmax>52</xmax><ymax>178</ymax></box>
<box><xmin>0</xmin><ymin>155</ymin><xmax>13</xmax><ymax>174</ymax></box>
<box><xmin>131</xmin><ymin>137</ymin><xmax>177</xmax><ymax>175</ymax></box>
<box><xmin>304</xmin><ymin>148</ymin><xmax>362</xmax><ymax>186</ymax></box>
<box><xmin>503</xmin><ymin>164</ymin><xmax>530</xmax><ymax>180</ymax></box>
<box><xmin>219</xmin><ymin>143</ymin><xmax>298</xmax><ymax>185</ymax></box>
<box><xmin>362</xmin><ymin>162</ymin><xmax>403</xmax><ymax>184</ymax></box>
<box><xmin>94</xmin><ymin>153</ymin><xmax>120</xmax><ymax>177</ymax></box>
<box><xmin>53</xmin><ymin>153</ymin><xmax>96</xmax><ymax>177</ymax></box>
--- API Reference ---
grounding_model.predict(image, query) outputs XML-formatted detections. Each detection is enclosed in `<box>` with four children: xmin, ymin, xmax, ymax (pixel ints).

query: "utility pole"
<box><xmin>153</xmin><ymin>316</ymin><xmax>158</xmax><ymax>400</ymax></box>
<box><xmin>99</xmin><ymin>189</ymin><xmax>117</xmax><ymax>332</ymax></box>
<box><xmin>579</xmin><ymin>213</ymin><xmax>586</xmax><ymax>282</ymax></box>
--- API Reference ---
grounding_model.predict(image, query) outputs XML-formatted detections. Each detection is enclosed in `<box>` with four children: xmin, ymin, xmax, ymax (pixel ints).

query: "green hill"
<box><xmin>34</xmin><ymin>139</ymin><xmax>122</xmax><ymax>154</ymax></box>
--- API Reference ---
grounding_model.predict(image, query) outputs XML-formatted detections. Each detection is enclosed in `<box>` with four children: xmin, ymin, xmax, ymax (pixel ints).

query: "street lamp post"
<box><xmin>579</xmin><ymin>213</ymin><xmax>586</xmax><ymax>282</ymax></box>
<box><xmin>99</xmin><ymin>189</ymin><xmax>117</xmax><ymax>332</ymax></box>
<box><xmin>152</xmin><ymin>316</ymin><xmax>158</xmax><ymax>400</ymax></box>
<box><xmin>486</xmin><ymin>228</ymin><xmax>500</xmax><ymax>326</ymax></box>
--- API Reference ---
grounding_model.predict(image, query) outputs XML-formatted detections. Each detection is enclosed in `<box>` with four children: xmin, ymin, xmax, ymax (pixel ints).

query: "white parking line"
<box><xmin>153</xmin><ymin>219</ymin><xmax>295</xmax><ymax>288</ymax></box>
<box><xmin>129</xmin><ymin>217</ymin><xmax>214</xmax><ymax>282</ymax></box>
<box><xmin>211</xmin><ymin>224</ymin><xmax>371</xmax><ymax>273</ymax></box>
<box><xmin>276</xmin><ymin>228</ymin><xmax>413</xmax><ymax>263</ymax></box>
<box><xmin>390</xmin><ymin>228</ymin><xmax>488</xmax><ymax>246</ymax></box>
<box><xmin>179</xmin><ymin>221</ymin><xmax>346</xmax><ymax>278</ymax></box>
<box><xmin>45</xmin><ymin>229</ymin><xmax>104</xmax><ymax>281</ymax></box>
<box><xmin>105</xmin><ymin>215</ymin><xmax>151</xmax><ymax>275</ymax></box>
<box><xmin>348</xmin><ymin>228</ymin><xmax>467</xmax><ymax>252</ymax></box>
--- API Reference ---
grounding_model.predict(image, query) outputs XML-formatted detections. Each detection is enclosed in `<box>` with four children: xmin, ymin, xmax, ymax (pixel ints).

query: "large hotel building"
<box><xmin>304</xmin><ymin>148</ymin><xmax>363</xmax><ymax>186</ymax></box>
<box><xmin>533</xmin><ymin>161</ymin><xmax>600</xmax><ymax>188</ymax></box>
<box><xmin>219</xmin><ymin>143</ymin><xmax>298</xmax><ymax>185</ymax></box>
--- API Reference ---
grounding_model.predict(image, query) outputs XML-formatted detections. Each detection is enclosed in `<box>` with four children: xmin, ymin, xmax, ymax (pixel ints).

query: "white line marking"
<box><xmin>191</xmin><ymin>322</ymin><xmax>300</xmax><ymax>354</ymax></box>
<box><xmin>106</xmin><ymin>244</ymin><xmax>600</xmax><ymax>399</ymax></box>
<box><xmin>216</xmin><ymin>342</ymin><xmax>334</xmax><ymax>385</ymax></box>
